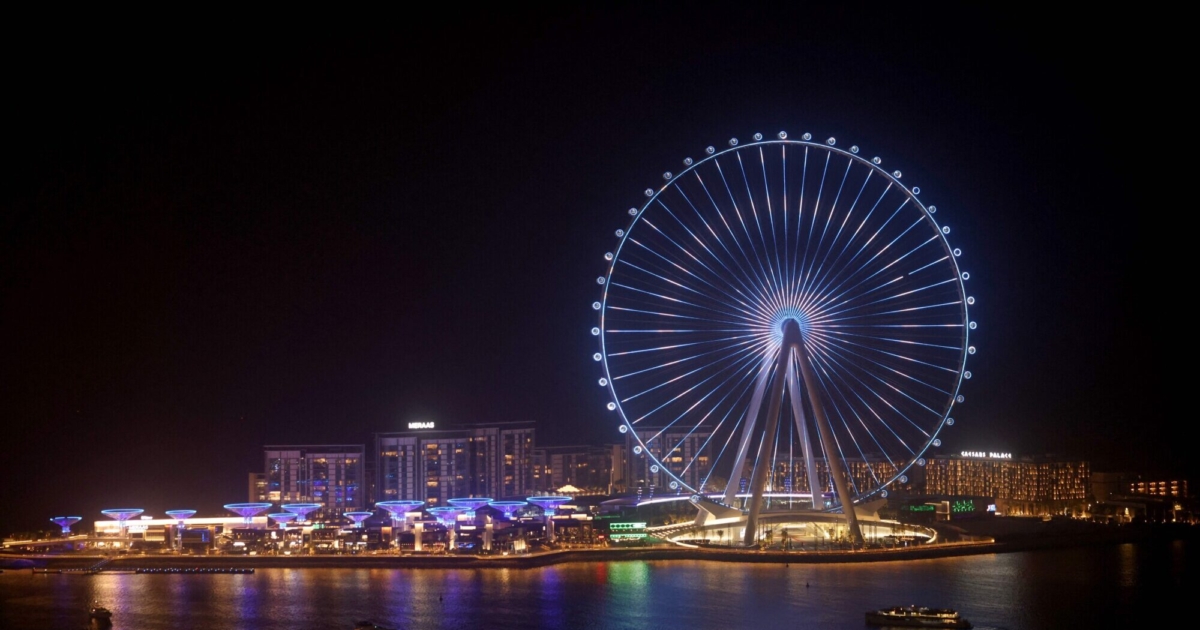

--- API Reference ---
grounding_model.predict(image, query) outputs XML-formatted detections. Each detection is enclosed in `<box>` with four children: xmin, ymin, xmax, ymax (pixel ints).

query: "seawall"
<box><xmin>8</xmin><ymin>524</ymin><xmax>1190</xmax><ymax>571</ymax></box>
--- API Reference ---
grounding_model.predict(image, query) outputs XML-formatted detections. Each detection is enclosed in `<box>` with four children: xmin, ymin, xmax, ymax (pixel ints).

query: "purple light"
<box><xmin>165</xmin><ymin>510</ymin><xmax>196</xmax><ymax>523</ymax></box>
<box><xmin>426</xmin><ymin>506</ymin><xmax>462</xmax><ymax>527</ymax></box>
<box><xmin>101</xmin><ymin>509</ymin><xmax>144</xmax><ymax>536</ymax></box>
<box><xmin>448</xmin><ymin>497</ymin><xmax>492</xmax><ymax>518</ymax></box>
<box><xmin>376</xmin><ymin>500</ymin><xmax>424</xmax><ymax>525</ymax></box>
<box><xmin>267</xmin><ymin>513</ymin><xmax>298</xmax><ymax>527</ymax></box>
<box><xmin>164</xmin><ymin>510</ymin><xmax>195</xmax><ymax>552</ymax></box>
<box><xmin>281</xmin><ymin>503</ymin><xmax>322</xmax><ymax>522</ymax></box>
<box><xmin>344</xmin><ymin>512</ymin><xmax>373</xmax><ymax>528</ymax></box>
<box><xmin>448</xmin><ymin>498</ymin><xmax>492</xmax><ymax>511</ymax></box>
<box><xmin>50</xmin><ymin>516</ymin><xmax>81</xmax><ymax>536</ymax></box>
<box><xmin>527</xmin><ymin>496</ymin><xmax>571</xmax><ymax>543</ymax></box>
<box><xmin>224</xmin><ymin>502</ymin><xmax>273</xmax><ymax>527</ymax></box>
<box><xmin>487</xmin><ymin>500</ymin><xmax>527</xmax><ymax>519</ymax></box>
<box><xmin>526</xmin><ymin>496</ymin><xmax>572</xmax><ymax>514</ymax></box>
<box><xmin>375</xmin><ymin>501</ymin><xmax>424</xmax><ymax>549</ymax></box>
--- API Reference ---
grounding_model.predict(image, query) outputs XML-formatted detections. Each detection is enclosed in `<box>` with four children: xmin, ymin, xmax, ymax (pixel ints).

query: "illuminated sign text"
<box><xmin>960</xmin><ymin>451</ymin><xmax>1012</xmax><ymax>459</ymax></box>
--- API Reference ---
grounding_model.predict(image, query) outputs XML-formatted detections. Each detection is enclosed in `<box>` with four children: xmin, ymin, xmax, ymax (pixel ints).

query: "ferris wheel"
<box><xmin>594</xmin><ymin>131</ymin><xmax>974</xmax><ymax>526</ymax></box>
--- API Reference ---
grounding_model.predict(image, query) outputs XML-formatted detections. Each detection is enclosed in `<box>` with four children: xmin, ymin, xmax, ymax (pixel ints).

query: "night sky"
<box><xmin>2</xmin><ymin>6</ymin><xmax>1175</xmax><ymax>533</ymax></box>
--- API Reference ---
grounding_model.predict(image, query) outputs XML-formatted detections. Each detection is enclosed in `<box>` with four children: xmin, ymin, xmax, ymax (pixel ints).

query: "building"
<box><xmin>925</xmin><ymin>451</ymin><xmax>1090</xmax><ymax>516</ymax></box>
<box><xmin>609</xmin><ymin>443</ymin><xmax>629</xmax><ymax>493</ymax></box>
<box><xmin>756</xmin><ymin>456</ymin><xmax>921</xmax><ymax>502</ymax></box>
<box><xmin>374</xmin><ymin>421</ymin><xmax>535</xmax><ymax>505</ymax></box>
<box><xmin>1090</xmin><ymin>472</ymin><xmax>1192</xmax><ymax>523</ymax></box>
<box><xmin>263</xmin><ymin>444</ymin><xmax>366</xmax><ymax>516</ymax></box>
<box><xmin>625</xmin><ymin>426</ymin><xmax>713</xmax><ymax>493</ymax></box>
<box><xmin>1090</xmin><ymin>471</ymin><xmax>1126</xmax><ymax>502</ymax></box>
<box><xmin>248</xmin><ymin>472</ymin><xmax>268</xmax><ymax>503</ymax></box>
<box><xmin>532</xmin><ymin>445</ymin><xmax>619</xmax><ymax>494</ymax></box>
<box><xmin>93</xmin><ymin>516</ymin><xmax>267</xmax><ymax>554</ymax></box>
<box><xmin>1092</xmin><ymin>472</ymin><xmax>1189</xmax><ymax>502</ymax></box>
<box><xmin>1127</xmin><ymin>478</ymin><xmax>1188</xmax><ymax>498</ymax></box>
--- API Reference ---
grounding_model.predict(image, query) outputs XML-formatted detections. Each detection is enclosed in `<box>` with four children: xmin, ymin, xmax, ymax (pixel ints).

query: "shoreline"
<box><xmin>6</xmin><ymin>525</ymin><xmax>1192</xmax><ymax>571</ymax></box>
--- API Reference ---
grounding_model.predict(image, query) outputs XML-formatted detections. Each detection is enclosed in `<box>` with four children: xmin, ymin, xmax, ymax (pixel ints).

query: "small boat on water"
<box><xmin>865</xmin><ymin>604</ymin><xmax>971</xmax><ymax>628</ymax></box>
<box><xmin>89</xmin><ymin>602</ymin><xmax>113</xmax><ymax>621</ymax></box>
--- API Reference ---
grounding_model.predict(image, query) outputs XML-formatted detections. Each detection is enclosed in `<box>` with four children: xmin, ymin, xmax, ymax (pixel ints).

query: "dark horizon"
<box><xmin>1</xmin><ymin>6</ymin><xmax>1176</xmax><ymax>534</ymax></box>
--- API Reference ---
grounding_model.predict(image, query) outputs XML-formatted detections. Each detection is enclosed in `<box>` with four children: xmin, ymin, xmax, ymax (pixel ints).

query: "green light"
<box><xmin>610</xmin><ymin>522</ymin><xmax>647</xmax><ymax>531</ymax></box>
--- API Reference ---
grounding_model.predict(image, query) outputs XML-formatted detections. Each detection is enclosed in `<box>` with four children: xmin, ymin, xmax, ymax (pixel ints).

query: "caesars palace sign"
<box><xmin>960</xmin><ymin>451</ymin><xmax>1012</xmax><ymax>459</ymax></box>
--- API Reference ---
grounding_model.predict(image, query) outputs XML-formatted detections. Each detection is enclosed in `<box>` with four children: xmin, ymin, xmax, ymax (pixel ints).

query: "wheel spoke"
<box><xmin>600</xmin><ymin>137</ymin><xmax>970</xmax><ymax>503</ymax></box>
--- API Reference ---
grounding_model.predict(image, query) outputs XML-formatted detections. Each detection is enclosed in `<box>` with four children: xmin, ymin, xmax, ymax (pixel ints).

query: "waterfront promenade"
<box><xmin>5</xmin><ymin>519</ymin><xmax>1190</xmax><ymax>571</ymax></box>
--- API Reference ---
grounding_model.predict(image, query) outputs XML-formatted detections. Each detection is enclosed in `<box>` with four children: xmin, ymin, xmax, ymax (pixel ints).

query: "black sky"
<box><xmin>1</xmin><ymin>6</ymin><xmax>1178</xmax><ymax>533</ymax></box>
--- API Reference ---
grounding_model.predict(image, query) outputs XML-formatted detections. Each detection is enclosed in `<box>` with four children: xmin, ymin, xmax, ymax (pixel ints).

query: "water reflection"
<box><xmin>0</xmin><ymin>540</ymin><xmax>1192</xmax><ymax>630</ymax></box>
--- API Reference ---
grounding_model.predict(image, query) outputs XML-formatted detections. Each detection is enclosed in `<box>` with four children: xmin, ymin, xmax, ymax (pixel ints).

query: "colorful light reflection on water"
<box><xmin>0</xmin><ymin>541</ymin><xmax>1194</xmax><ymax>629</ymax></box>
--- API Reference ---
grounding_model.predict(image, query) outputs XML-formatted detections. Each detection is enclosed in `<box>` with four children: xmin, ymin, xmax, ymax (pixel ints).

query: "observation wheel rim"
<box><xmin>597</xmin><ymin>134</ymin><xmax>973</xmax><ymax>501</ymax></box>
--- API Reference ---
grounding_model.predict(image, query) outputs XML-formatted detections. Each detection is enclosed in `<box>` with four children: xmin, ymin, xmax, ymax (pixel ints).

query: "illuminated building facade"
<box><xmin>766</xmin><ymin>456</ymin><xmax>919</xmax><ymax>501</ymax></box>
<box><xmin>374</xmin><ymin>421</ymin><xmax>535</xmax><ymax>505</ymax></box>
<box><xmin>925</xmin><ymin>452</ymin><xmax>1090</xmax><ymax>516</ymax></box>
<box><xmin>1091</xmin><ymin>472</ymin><xmax>1191</xmax><ymax>524</ymax></box>
<box><xmin>532</xmin><ymin>445</ymin><xmax>618</xmax><ymax>494</ymax></box>
<box><xmin>1128</xmin><ymin>478</ymin><xmax>1188</xmax><ymax>498</ymax></box>
<box><xmin>263</xmin><ymin>444</ymin><xmax>365</xmax><ymax>515</ymax></box>
<box><xmin>1092</xmin><ymin>472</ymin><xmax>1189</xmax><ymax>501</ymax></box>
<box><xmin>625</xmin><ymin>426</ymin><xmax>713</xmax><ymax>493</ymax></box>
<box><xmin>248</xmin><ymin>472</ymin><xmax>268</xmax><ymax>503</ymax></box>
<box><xmin>609</xmin><ymin>444</ymin><xmax>629</xmax><ymax>493</ymax></box>
<box><xmin>92</xmin><ymin>516</ymin><xmax>269</xmax><ymax>553</ymax></box>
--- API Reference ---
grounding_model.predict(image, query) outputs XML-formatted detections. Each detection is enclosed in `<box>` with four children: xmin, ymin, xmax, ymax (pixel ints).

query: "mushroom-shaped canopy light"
<box><xmin>426</xmin><ymin>506</ymin><xmax>462</xmax><ymax>527</ymax></box>
<box><xmin>447</xmin><ymin>498</ymin><xmax>492</xmax><ymax>517</ymax></box>
<box><xmin>50</xmin><ymin>516</ymin><xmax>82</xmax><ymax>536</ymax></box>
<box><xmin>224</xmin><ymin>503</ymin><xmax>273</xmax><ymax>527</ymax></box>
<box><xmin>267</xmin><ymin>513</ymin><xmax>298</xmax><ymax>527</ymax></box>
<box><xmin>281</xmin><ymin>503</ymin><xmax>322</xmax><ymax>522</ymax></box>
<box><xmin>344</xmin><ymin>512</ymin><xmax>373</xmax><ymax>528</ymax></box>
<box><xmin>375</xmin><ymin>501</ymin><xmax>425</xmax><ymax>525</ymax></box>
<box><xmin>165</xmin><ymin>510</ymin><xmax>196</xmax><ymax>524</ymax></box>
<box><xmin>526</xmin><ymin>496</ymin><xmax>572</xmax><ymax>516</ymax></box>
<box><xmin>101</xmin><ymin>509</ymin><xmax>144</xmax><ymax>535</ymax></box>
<box><xmin>487</xmin><ymin>501</ymin><xmax>527</xmax><ymax>520</ymax></box>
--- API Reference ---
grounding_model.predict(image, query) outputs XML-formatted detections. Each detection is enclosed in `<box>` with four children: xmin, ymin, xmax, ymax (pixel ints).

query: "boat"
<box><xmin>89</xmin><ymin>602</ymin><xmax>113</xmax><ymax>621</ymax></box>
<box><xmin>865</xmin><ymin>605</ymin><xmax>971</xmax><ymax>628</ymax></box>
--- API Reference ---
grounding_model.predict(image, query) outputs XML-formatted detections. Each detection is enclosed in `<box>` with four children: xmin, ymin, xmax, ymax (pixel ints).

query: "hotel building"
<box><xmin>263</xmin><ymin>444</ymin><xmax>366</xmax><ymax>515</ymax></box>
<box><xmin>1127</xmin><ymin>478</ymin><xmax>1188</xmax><ymax>498</ymax></box>
<box><xmin>531</xmin><ymin>444</ymin><xmax>620</xmax><ymax>494</ymax></box>
<box><xmin>248</xmin><ymin>472</ymin><xmax>268</xmax><ymax>503</ymax></box>
<box><xmin>374</xmin><ymin>421</ymin><xmax>535</xmax><ymax>505</ymax></box>
<box><xmin>925</xmin><ymin>451</ymin><xmax>1090</xmax><ymax>516</ymax></box>
<box><xmin>625</xmin><ymin>426</ymin><xmax>713</xmax><ymax>493</ymax></box>
<box><xmin>767</xmin><ymin>456</ymin><xmax>919</xmax><ymax>500</ymax></box>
